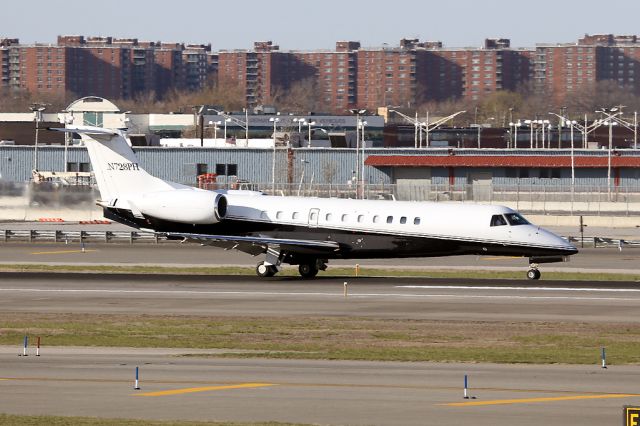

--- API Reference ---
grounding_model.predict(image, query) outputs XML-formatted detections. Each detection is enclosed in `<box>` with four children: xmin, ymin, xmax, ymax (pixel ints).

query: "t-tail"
<box><xmin>49</xmin><ymin>126</ymin><xmax>227</xmax><ymax>227</ymax></box>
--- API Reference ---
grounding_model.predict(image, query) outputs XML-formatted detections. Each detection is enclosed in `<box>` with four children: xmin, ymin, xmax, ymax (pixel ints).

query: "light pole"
<box><xmin>269</xmin><ymin>117</ymin><xmax>280</xmax><ymax>193</ymax></box>
<box><xmin>509</xmin><ymin>121</ymin><xmax>522</xmax><ymax>149</ymax></box>
<box><xmin>425</xmin><ymin>111</ymin><xmax>430</xmax><ymax>147</ymax></box>
<box><xmin>359</xmin><ymin>119</ymin><xmax>367</xmax><ymax>198</ymax></box>
<box><xmin>349</xmin><ymin>109</ymin><xmax>367</xmax><ymax>190</ymax></box>
<box><xmin>293</xmin><ymin>118</ymin><xmax>305</xmax><ymax>134</ymax></box>
<box><xmin>540</xmin><ymin>119</ymin><xmax>550</xmax><ymax>148</ymax></box>
<box><xmin>597</xmin><ymin>108</ymin><xmax>623</xmax><ymax>198</ymax></box>
<box><xmin>605</xmin><ymin>119</ymin><xmax>617</xmax><ymax>197</ymax></box>
<box><xmin>524</xmin><ymin>120</ymin><xmax>534</xmax><ymax>149</ymax></box>
<box><xmin>306</xmin><ymin>121</ymin><xmax>316</xmax><ymax>148</ymax></box>
<box><xmin>30</xmin><ymin>104</ymin><xmax>46</xmax><ymax>172</ymax></box>
<box><xmin>244</xmin><ymin>108</ymin><xmax>249</xmax><ymax>145</ymax></box>
<box><xmin>298</xmin><ymin>159</ymin><xmax>309</xmax><ymax>196</ymax></box>
<box><xmin>213</xmin><ymin>120</ymin><xmax>221</xmax><ymax>142</ymax></box>
<box><xmin>223</xmin><ymin>118</ymin><xmax>231</xmax><ymax>142</ymax></box>
<box><xmin>61</xmin><ymin>109</ymin><xmax>74</xmax><ymax>171</ymax></box>
<box><xmin>561</xmin><ymin>119</ymin><xmax>578</xmax><ymax>186</ymax></box>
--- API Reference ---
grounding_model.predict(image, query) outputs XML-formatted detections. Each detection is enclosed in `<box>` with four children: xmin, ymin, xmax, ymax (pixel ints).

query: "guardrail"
<box><xmin>1</xmin><ymin>229</ymin><xmax>639</xmax><ymax>249</ymax></box>
<box><xmin>1</xmin><ymin>229</ymin><xmax>164</xmax><ymax>244</ymax></box>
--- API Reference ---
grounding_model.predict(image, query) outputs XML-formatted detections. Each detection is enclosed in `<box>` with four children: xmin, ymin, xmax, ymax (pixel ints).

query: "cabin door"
<box><xmin>308</xmin><ymin>208</ymin><xmax>320</xmax><ymax>228</ymax></box>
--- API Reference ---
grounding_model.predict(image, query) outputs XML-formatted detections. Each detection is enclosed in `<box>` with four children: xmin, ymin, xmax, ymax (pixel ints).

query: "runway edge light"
<box><xmin>18</xmin><ymin>335</ymin><xmax>28</xmax><ymax>357</ymax></box>
<box><xmin>134</xmin><ymin>366</ymin><xmax>140</xmax><ymax>390</ymax></box>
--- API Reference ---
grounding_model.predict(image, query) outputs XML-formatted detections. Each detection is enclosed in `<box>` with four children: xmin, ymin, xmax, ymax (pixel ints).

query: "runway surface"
<box><xmin>2</xmin><ymin>272</ymin><xmax>640</xmax><ymax>322</ymax></box>
<box><xmin>0</xmin><ymin>241</ymin><xmax>639</xmax><ymax>274</ymax></box>
<box><xmin>1</xmin><ymin>251</ymin><xmax>640</xmax><ymax>424</ymax></box>
<box><xmin>1</xmin><ymin>348</ymin><xmax>638</xmax><ymax>426</ymax></box>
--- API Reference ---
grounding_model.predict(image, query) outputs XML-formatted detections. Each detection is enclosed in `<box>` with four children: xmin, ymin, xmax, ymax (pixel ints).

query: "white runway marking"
<box><xmin>397</xmin><ymin>285</ymin><xmax>640</xmax><ymax>293</ymax></box>
<box><xmin>0</xmin><ymin>287</ymin><xmax>639</xmax><ymax>302</ymax></box>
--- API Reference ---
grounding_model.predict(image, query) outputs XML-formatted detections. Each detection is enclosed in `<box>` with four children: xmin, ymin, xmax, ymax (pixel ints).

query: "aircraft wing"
<box><xmin>164</xmin><ymin>232</ymin><xmax>341</xmax><ymax>256</ymax></box>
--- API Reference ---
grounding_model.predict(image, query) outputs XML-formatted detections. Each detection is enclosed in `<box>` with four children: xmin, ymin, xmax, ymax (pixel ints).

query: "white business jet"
<box><xmin>51</xmin><ymin>126</ymin><xmax>577</xmax><ymax>280</ymax></box>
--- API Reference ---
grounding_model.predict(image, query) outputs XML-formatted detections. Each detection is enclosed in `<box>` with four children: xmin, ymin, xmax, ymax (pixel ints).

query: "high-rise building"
<box><xmin>534</xmin><ymin>34</ymin><xmax>640</xmax><ymax>103</ymax></box>
<box><xmin>3</xmin><ymin>34</ymin><xmax>640</xmax><ymax>111</ymax></box>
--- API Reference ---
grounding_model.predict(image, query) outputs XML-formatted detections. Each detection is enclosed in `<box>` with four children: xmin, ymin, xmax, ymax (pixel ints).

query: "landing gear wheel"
<box><xmin>526</xmin><ymin>269</ymin><xmax>541</xmax><ymax>280</ymax></box>
<box><xmin>298</xmin><ymin>263</ymin><xmax>319</xmax><ymax>279</ymax></box>
<box><xmin>256</xmin><ymin>261</ymin><xmax>277</xmax><ymax>278</ymax></box>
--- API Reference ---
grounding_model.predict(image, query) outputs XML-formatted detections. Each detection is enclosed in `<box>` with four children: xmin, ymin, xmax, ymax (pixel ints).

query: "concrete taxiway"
<box><xmin>1</xmin><ymin>346</ymin><xmax>639</xmax><ymax>426</ymax></box>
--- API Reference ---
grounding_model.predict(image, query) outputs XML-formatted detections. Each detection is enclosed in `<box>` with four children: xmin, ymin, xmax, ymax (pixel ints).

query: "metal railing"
<box><xmin>1</xmin><ymin>228</ymin><xmax>638</xmax><ymax>249</ymax></box>
<box><xmin>1</xmin><ymin>229</ymin><xmax>163</xmax><ymax>244</ymax></box>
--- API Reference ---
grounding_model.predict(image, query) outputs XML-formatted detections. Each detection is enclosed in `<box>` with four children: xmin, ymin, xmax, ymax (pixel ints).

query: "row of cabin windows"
<box><xmin>272</xmin><ymin>211</ymin><xmax>421</xmax><ymax>225</ymax></box>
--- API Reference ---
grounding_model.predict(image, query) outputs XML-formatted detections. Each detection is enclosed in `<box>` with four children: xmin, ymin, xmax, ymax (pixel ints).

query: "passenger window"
<box><xmin>490</xmin><ymin>214</ymin><xmax>507</xmax><ymax>227</ymax></box>
<box><xmin>292</xmin><ymin>212</ymin><xmax>300</xmax><ymax>219</ymax></box>
<box><xmin>309</xmin><ymin>212</ymin><xmax>317</xmax><ymax>221</ymax></box>
<box><xmin>276</xmin><ymin>211</ymin><xmax>283</xmax><ymax>219</ymax></box>
<box><xmin>325</xmin><ymin>213</ymin><xmax>332</xmax><ymax>221</ymax></box>
<box><xmin>357</xmin><ymin>215</ymin><xmax>364</xmax><ymax>223</ymax></box>
<box><xmin>400</xmin><ymin>217</ymin><xmax>407</xmax><ymax>224</ymax></box>
<box><xmin>386</xmin><ymin>216</ymin><xmax>393</xmax><ymax>224</ymax></box>
<box><xmin>260</xmin><ymin>211</ymin><xmax>268</xmax><ymax>219</ymax></box>
<box><xmin>373</xmin><ymin>215</ymin><xmax>380</xmax><ymax>223</ymax></box>
<box><xmin>414</xmin><ymin>217</ymin><xmax>420</xmax><ymax>225</ymax></box>
<box><xmin>341</xmin><ymin>214</ymin><xmax>349</xmax><ymax>222</ymax></box>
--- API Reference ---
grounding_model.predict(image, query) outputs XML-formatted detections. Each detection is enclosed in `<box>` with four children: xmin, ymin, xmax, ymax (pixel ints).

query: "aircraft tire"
<box><xmin>526</xmin><ymin>269</ymin><xmax>541</xmax><ymax>280</ymax></box>
<box><xmin>256</xmin><ymin>261</ymin><xmax>276</xmax><ymax>278</ymax></box>
<box><xmin>298</xmin><ymin>263</ymin><xmax>319</xmax><ymax>279</ymax></box>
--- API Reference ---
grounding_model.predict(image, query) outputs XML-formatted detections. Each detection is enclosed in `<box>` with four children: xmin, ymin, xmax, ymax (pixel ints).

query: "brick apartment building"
<box><xmin>2</xmin><ymin>34</ymin><xmax>640</xmax><ymax>113</ymax></box>
<box><xmin>534</xmin><ymin>34</ymin><xmax>640</xmax><ymax>103</ymax></box>
<box><xmin>216</xmin><ymin>38</ymin><xmax>535</xmax><ymax>111</ymax></box>
<box><xmin>0</xmin><ymin>36</ymin><xmax>214</xmax><ymax>100</ymax></box>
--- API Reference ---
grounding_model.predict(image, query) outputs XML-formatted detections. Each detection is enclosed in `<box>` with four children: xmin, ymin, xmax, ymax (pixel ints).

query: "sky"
<box><xmin>4</xmin><ymin>0</ymin><xmax>640</xmax><ymax>50</ymax></box>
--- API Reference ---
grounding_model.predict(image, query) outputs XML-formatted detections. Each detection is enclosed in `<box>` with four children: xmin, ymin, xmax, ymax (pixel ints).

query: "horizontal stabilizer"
<box><xmin>48</xmin><ymin>126</ymin><xmax>119</xmax><ymax>136</ymax></box>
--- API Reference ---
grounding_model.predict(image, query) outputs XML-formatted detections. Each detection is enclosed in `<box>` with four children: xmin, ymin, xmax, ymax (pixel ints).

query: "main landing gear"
<box><xmin>254</xmin><ymin>253</ymin><xmax>327</xmax><ymax>279</ymax></box>
<box><xmin>256</xmin><ymin>261</ymin><xmax>277</xmax><ymax>278</ymax></box>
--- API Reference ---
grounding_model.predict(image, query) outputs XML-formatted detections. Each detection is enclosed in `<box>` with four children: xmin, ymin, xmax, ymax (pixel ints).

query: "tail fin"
<box><xmin>50</xmin><ymin>126</ymin><xmax>182</xmax><ymax>200</ymax></box>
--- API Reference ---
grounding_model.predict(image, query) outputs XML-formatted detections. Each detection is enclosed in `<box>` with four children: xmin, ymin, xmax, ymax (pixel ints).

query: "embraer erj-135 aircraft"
<box><xmin>52</xmin><ymin>126</ymin><xmax>577</xmax><ymax>280</ymax></box>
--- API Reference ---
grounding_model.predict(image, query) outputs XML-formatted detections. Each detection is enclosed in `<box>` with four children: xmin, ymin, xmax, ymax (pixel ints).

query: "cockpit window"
<box><xmin>490</xmin><ymin>214</ymin><xmax>507</xmax><ymax>227</ymax></box>
<box><xmin>505</xmin><ymin>213</ymin><xmax>529</xmax><ymax>226</ymax></box>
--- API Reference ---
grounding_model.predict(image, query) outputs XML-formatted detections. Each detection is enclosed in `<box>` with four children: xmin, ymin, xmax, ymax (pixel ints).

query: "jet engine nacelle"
<box><xmin>132</xmin><ymin>189</ymin><xmax>227</xmax><ymax>224</ymax></box>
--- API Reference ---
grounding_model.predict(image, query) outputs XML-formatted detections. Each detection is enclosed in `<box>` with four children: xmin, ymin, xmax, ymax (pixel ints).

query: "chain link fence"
<box><xmin>2</xmin><ymin>181</ymin><xmax>640</xmax><ymax>217</ymax></box>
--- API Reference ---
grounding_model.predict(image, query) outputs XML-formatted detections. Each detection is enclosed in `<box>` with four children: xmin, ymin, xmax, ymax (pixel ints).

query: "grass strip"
<box><xmin>0</xmin><ymin>414</ymin><xmax>307</xmax><ymax>426</ymax></box>
<box><xmin>2</xmin><ymin>313</ymin><xmax>640</xmax><ymax>365</ymax></box>
<box><xmin>0</xmin><ymin>263</ymin><xmax>638</xmax><ymax>281</ymax></box>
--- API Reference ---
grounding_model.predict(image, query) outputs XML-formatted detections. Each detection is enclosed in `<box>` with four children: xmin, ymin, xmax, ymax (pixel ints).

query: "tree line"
<box><xmin>2</xmin><ymin>78</ymin><xmax>640</xmax><ymax>126</ymax></box>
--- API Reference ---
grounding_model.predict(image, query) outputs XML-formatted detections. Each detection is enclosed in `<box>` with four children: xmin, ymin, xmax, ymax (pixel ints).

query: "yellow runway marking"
<box><xmin>133</xmin><ymin>382</ymin><xmax>276</xmax><ymax>397</ymax></box>
<box><xmin>30</xmin><ymin>249</ymin><xmax>98</xmax><ymax>255</ymax></box>
<box><xmin>444</xmin><ymin>393</ymin><xmax>639</xmax><ymax>407</ymax></box>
